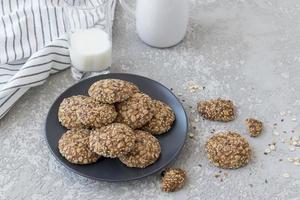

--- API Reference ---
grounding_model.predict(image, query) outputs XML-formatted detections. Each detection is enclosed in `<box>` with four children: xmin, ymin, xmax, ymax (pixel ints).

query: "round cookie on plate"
<box><xmin>119</xmin><ymin>130</ymin><xmax>161</xmax><ymax>168</ymax></box>
<box><xmin>58</xmin><ymin>95</ymin><xmax>92</xmax><ymax>129</ymax></box>
<box><xmin>88</xmin><ymin>79</ymin><xmax>140</xmax><ymax>104</ymax></box>
<box><xmin>89</xmin><ymin>123</ymin><xmax>136</xmax><ymax>158</ymax></box>
<box><xmin>58</xmin><ymin>129</ymin><xmax>100</xmax><ymax>164</ymax></box>
<box><xmin>76</xmin><ymin>98</ymin><xmax>117</xmax><ymax>128</ymax></box>
<box><xmin>116</xmin><ymin>93</ymin><xmax>154</xmax><ymax>129</ymax></box>
<box><xmin>142</xmin><ymin>100</ymin><xmax>175</xmax><ymax>135</ymax></box>
<box><xmin>205</xmin><ymin>131</ymin><xmax>252</xmax><ymax>169</ymax></box>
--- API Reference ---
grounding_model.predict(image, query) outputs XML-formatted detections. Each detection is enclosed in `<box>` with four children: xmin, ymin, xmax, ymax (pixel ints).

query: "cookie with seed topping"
<box><xmin>76</xmin><ymin>98</ymin><xmax>117</xmax><ymax>128</ymax></box>
<box><xmin>245</xmin><ymin>118</ymin><xmax>263</xmax><ymax>137</ymax></box>
<box><xmin>88</xmin><ymin>79</ymin><xmax>140</xmax><ymax>104</ymax></box>
<box><xmin>161</xmin><ymin>168</ymin><xmax>187</xmax><ymax>192</ymax></box>
<box><xmin>58</xmin><ymin>129</ymin><xmax>100</xmax><ymax>164</ymax></box>
<box><xmin>89</xmin><ymin>123</ymin><xmax>136</xmax><ymax>158</ymax></box>
<box><xmin>205</xmin><ymin>131</ymin><xmax>251</xmax><ymax>169</ymax></box>
<box><xmin>116</xmin><ymin>93</ymin><xmax>154</xmax><ymax>129</ymax></box>
<box><xmin>58</xmin><ymin>95</ymin><xmax>92</xmax><ymax>129</ymax></box>
<box><xmin>142</xmin><ymin>100</ymin><xmax>175</xmax><ymax>135</ymax></box>
<box><xmin>119</xmin><ymin>130</ymin><xmax>161</xmax><ymax>168</ymax></box>
<box><xmin>197</xmin><ymin>98</ymin><xmax>235</xmax><ymax>122</ymax></box>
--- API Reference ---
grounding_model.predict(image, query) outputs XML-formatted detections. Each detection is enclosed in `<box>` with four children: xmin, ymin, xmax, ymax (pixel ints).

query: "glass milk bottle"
<box><xmin>120</xmin><ymin>0</ymin><xmax>189</xmax><ymax>48</ymax></box>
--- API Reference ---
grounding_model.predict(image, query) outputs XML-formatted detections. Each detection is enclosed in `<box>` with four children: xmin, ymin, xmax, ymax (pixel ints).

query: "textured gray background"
<box><xmin>1</xmin><ymin>0</ymin><xmax>300</xmax><ymax>199</ymax></box>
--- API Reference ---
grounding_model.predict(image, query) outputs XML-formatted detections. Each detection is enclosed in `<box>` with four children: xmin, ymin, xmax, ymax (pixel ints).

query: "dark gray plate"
<box><xmin>45</xmin><ymin>73</ymin><xmax>188</xmax><ymax>182</ymax></box>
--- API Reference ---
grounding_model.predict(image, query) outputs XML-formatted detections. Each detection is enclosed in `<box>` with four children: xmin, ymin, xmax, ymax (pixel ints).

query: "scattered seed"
<box><xmin>273</xmin><ymin>131</ymin><xmax>279</xmax><ymax>136</ymax></box>
<box><xmin>189</xmin><ymin>133</ymin><xmax>194</xmax><ymax>139</ymax></box>
<box><xmin>214</xmin><ymin>174</ymin><xmax>220</xmax><ymax>178</ymax></box>
<box><xmin>264</xmin><ymin>148</ymin><xmax>271</xmax><ymax>154</ymax></box>
<box><xmin>289</xmin><ymin>146</ymin><xmax>296</xmax><ymax>151</ymax></box>
<box><xmin>282</xmin><ymin>173</ymin><xmax>290</xmax><ymax>178</ymax></box>
<box><xmin>291</xmin><ymin>117</ymin><xmax>297</xmax><ymax>122</ymax></box>
<box><xmin>249</xmin><ymin>184</ymin><xmax>253</xmax><ymax>187</ymax></box>
<box><xmin>287</xmin><ymin>157</ymin><xmax>294</xmax><ymax>162</ymax></box>
<box><xmin>265</xmin><ymin>179</ymin><xmax>268</xmax><ymax>184</ymax></box>
<box><xmin>281</xmin><ymin>119</ymin><xmax>284</xmax><ymax>122</ymax></box>
<box><xmin>294</xmin><ymin>161</ymin><xmax>300</xmax><ymax>166</ymax></box>
<box><xmin>270</xmin><ymin>144</ymin><xmax>276</xmax><ymax>151</ymax></box>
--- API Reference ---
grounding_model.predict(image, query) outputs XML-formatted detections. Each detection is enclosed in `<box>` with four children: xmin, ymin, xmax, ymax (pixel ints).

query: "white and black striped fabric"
<box><xmin>0</xmin><ymin>0</ymin><xmax>116</xmax><ymax>119</ymax></box>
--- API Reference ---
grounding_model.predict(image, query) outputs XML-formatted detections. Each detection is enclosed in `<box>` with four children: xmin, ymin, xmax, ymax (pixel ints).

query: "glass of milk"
<box><xmin>63</xmin><ymin>0</ymin><xmax>112</xmax><ymax>80</ymax></box>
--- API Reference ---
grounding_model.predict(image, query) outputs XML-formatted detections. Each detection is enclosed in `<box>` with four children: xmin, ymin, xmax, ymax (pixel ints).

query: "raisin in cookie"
<box><xmin>119</xmin><ymin>130</ymin><xmax>161</xmax><ymax>168</ymax></box>
<box><xmin>205</xmin><ymin>131</ymin><xmax>251</xmax><ymax>169</ymax></box>
<box><xmin>58</xmin><ymin>95</ymin><xmax>92</xmax><ymax>129</ymax></box>
<box><xmin>76</xmin><ymin>98</ymin><xmax>117</xmax><ymax>128</ymax></box>
<box><xmin>142</xmin><ymin>100</ymin><xmax>175</xmax><ymax>135</ymax></box>
<box><xmin>116</xmin><ymin>93</ymin><xmax>154</xmax><ymax>129</ymax></box>
<box><xmin>58</xmin><ymin>129</ymin><xmax>100</xmax><ymax>164</ymax></box>
<box><xmin>88</xmin><ymin>79</ymin><xmax>140</xmax><ymax>104</ymax></box>
<box><xmin>89</xmin><ymin>123</ymin><xmax>136</xmax><ymax>158</ymax></box>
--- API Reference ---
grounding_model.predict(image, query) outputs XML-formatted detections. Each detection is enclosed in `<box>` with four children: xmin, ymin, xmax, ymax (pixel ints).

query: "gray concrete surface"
<box><xmin>1</xmin><ymin>0</ymin><xmax>300</xmax><ymax>199</ymax></box>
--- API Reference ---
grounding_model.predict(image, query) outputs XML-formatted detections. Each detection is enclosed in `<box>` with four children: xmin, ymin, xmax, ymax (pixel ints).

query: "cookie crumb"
<box><xmin>161</xmin><ymin>168</ymin><xmax>186</xmax><ymax>192</ymax></box>
<box><xmin>245</xmin><ymin>118</ymin><xmax>263</xmax><ymax>137</ymax></box>
<box><xmin>197</xmin><ymin>98</ymin><xmax>235</xmax><ymax>122</ymax></box>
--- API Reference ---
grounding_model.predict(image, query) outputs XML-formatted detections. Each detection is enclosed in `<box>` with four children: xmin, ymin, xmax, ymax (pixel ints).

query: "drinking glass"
<box><xmin>63</xmin><ymin>0</ymin><xmax>112</xmax><ymax>80</ymax></box>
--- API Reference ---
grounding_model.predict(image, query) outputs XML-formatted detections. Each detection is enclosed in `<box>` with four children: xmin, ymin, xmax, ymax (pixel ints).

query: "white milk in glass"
<box><xmin>69</xmin><ymin>28</ymin><xmax>111</xmax><ymax>72</ymax></box>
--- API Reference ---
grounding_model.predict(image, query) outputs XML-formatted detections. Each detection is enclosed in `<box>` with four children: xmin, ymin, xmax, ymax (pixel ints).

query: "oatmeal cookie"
<box><xmin>245</xmin><ymin>118</ymin><xmax>263</xmax><ymax>137</ymax></box>
<box><xmin>116</xmin><ymin>93</ymin><xmax>154</xmax><ymax>129</ymax></box>
<box><xmin>119</xmin><ymin>130</ymin><xmax>161</xmax><ymax>168</ymax></box>
<box><xmin>58</xmin><ymin>95</ymin><xmax>91</xmax><ymax>129</ymax></box>
<box><xmin>197</xmin><ymin>98</ymin><xmax>235</xmax><ymax>122</ymax></box>
<box><xmin>161</xmin><ymin>168</ymin><xmax>187</xmax><ymax>192</ymax></box>
<box><xmin>142</xmin><ymin>100</ymin><xmax>175</xmax><ymax>135</ymax></box>
<box><xmin>58</xmin><ymin>129</ymin><xmax>100</xmax><ymax>164</ymax></box>
<box><xmin>76</xmin><ymin>98</ymin><xmax>117</xmax><ymax>128</ymax></box>
<box><xmin>205</xmin><ymin>131</ymin><xmax>251</xmax><ymax>169</ymax></box>
<box><xmin>88</xmin><ymin>79</ymin><xmax>140</xmax><ymax>104</ymax></box>
<box><xmin>89</xmin><ymin>123</ymin><xmax>136</xmax><ymax>158</ymax></box>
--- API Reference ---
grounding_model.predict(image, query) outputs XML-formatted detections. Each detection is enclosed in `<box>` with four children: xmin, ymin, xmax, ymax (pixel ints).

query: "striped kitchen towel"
<box><xmin>0</xmin><ymin>0</ymin><xmax>116</xmax><ymax>119</ymax></box>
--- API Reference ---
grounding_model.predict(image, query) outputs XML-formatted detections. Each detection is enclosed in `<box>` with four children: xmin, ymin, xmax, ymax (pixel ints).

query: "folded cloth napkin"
<box><xmin>0</xmin><ymin>0</ymin><xmax>116</xmax><ymax>119</ymax></box>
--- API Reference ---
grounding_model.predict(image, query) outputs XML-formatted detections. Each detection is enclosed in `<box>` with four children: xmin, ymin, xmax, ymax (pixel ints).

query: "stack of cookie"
<box><xmin>57</xmin><ymin>79</ymin><xmax>175</xmax><ymax>168</ymax></box>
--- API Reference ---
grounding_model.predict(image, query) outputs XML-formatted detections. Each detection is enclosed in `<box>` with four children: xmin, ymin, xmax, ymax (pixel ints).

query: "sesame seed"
<box><xmin>287</xmin><ymin>157</ymin><xmax>294</xmax><ymax>162</ymax></box>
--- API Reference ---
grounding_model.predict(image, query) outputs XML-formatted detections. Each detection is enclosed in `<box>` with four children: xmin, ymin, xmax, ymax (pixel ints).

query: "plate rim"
<box><xmin>44</xmin><ymin>73</ymin><xmax>188</xmax><ymax>182</ymax></box>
